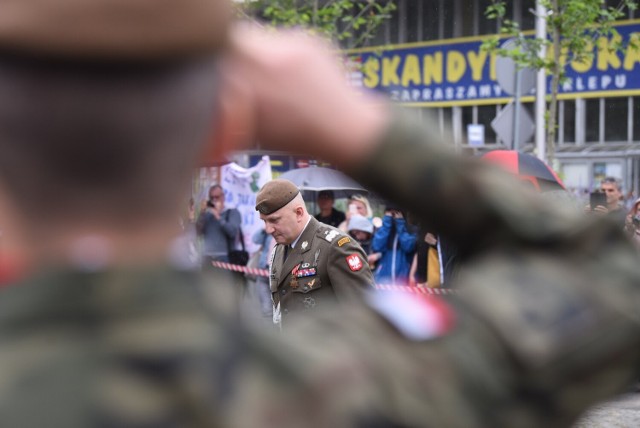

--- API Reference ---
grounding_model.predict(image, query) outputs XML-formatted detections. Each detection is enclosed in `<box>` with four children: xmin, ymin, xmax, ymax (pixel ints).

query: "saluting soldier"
<box><xmin>2</xmin><ymin>0</ymin><xmax>640</xmax><ymax>426</ymax></box>
<box><xmin>255</xmin><ymin>179</ymin><xmax>374</xmax><ymax>323</ymax></box>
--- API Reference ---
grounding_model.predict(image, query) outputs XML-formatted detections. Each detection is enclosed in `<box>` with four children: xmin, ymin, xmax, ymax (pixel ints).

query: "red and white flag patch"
<box><xmin>346</xmin><ymin>254</ymin><xmax>363</xmax><ymax>271</ymax></box>
<box><xmin>367</xmin><ymin>293</ymin><xmax>455</xmax><ymax>341</ymax></box>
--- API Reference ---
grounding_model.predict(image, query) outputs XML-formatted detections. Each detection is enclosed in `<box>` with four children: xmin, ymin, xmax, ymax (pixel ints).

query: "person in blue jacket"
<box><xmin>371</xmin><ymin>205</ymin><xmax>417</xmax><ymax>285</ymax></box>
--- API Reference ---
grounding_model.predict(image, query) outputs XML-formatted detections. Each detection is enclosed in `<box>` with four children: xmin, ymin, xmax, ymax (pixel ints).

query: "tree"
<box><xmin>236</xmin><ymin>0</ymin><xmax>396</xmax><ymax>50</ymax></box>
<box><xmin>482</xmin><ymin>0</ymin><xmax>638</xmax><ymax>164</ymax></box>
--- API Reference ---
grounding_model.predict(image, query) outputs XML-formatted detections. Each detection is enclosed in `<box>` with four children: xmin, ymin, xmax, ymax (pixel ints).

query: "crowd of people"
<box><xmin>192</xmin><ymin>163</ymin><xmax>640</xmax><ymax>311</ymax></box>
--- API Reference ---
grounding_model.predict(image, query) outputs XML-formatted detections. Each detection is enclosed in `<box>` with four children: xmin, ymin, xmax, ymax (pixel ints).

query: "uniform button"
<box><xmin>281</xmin><ymin>289</ymin><xmax>287</xmax><ymax>295</ymax></box>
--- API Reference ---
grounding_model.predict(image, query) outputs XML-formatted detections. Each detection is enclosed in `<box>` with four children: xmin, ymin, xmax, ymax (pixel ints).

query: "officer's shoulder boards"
<box><xmin>321</xmin><ymin>228</ymin><xmax>342</xmax><ymax>243</ymax></box>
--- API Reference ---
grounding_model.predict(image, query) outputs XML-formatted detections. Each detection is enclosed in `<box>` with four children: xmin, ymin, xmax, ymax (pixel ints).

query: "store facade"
<box><xmin>352</xmin><ymin>0</ymin><xmax>640</xmax><ymax>196</ymax></box>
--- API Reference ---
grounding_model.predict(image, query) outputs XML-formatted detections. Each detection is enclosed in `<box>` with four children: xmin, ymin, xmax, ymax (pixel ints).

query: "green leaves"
<box><xmin>481</xmin><ymin>0</ymin><xmax>638</xmax><ymax>163</ymax></box>
<box><xmin>237</xmin><ymin>0</ymin><xmax>396</xmax><ymax>49</ymax></box>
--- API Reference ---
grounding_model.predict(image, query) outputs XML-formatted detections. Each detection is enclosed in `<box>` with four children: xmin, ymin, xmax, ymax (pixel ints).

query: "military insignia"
<box><xmin>324</xmin><ymin>230</ymin><xmax>339</xmax><ymax>242</ymax></box>
<box><xmin>307</xmin><ymin>279</ymin><xmax>316</xmax><ymax>288</ymax></box>
<box><xmin>301</xmin><ymin>241</ymin><xmax>309</xmax><ymax>250</ymax></box>
<box><xmin>291</xmin><ymin>264</ymin><xmax>301</xmax><ymax>276</ymax></box>
<box><xmin>295</xmin><ymin>268</ymin><xmax>317</xmax><ymax>278</ymax></box>
<box><xmin>290</xmin><ymin>277</ymin><xmax>299</xmax><ymax>288</ymax></box>
<box><xmin>346</xmin><ymin>254</ymin><xmax>363</xmax><ymax>271</ymax></box>
<box><xmin>337</xmin><ymin>237</ymin><xmax>351</xmax><ymax>247</ymax></box>
<box><xmin>303</xmin><ymin>297</ymin><xmax>316</xmax><ymax>309</ymax></box>
<box><xmin>301</xmin><ymin>263</ymin><xmax>311</xmax><ymax>268</ymax></box>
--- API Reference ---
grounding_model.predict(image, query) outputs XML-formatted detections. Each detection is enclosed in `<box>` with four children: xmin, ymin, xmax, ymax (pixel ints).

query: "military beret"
<box><xmin>0</xmin><ymin>0</ymin><xmax>232</xmax><ymax>60</ymax></box>
<box><xmin>255</xmin><ymin>179</ymin><xmax>300</xmax><ymax>215</ymax></box>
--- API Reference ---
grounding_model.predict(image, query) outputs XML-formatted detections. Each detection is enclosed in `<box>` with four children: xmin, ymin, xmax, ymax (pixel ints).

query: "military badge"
<box><xmin>337</xmin><ymin>237</ymin><xmax>351</xmax><ymax>247</ymax></box>
<box><xmin>324</xmin><ymin>230</ymin><xmax>339</xmax><ymax>242</ymax></box>
<box><xmin>301</xmin><ymin>263</ymin><xmax>311</xmax><ymax>268</ymax></box>
<box><xmin>346</xmin><ymin>254</ymin><xmax>363</xmax><ymax>271</ymax></box>
<box><xmin>290</xmin><ymin>276</ymin><xmax>299</xmax><ymax>288</ymax></box>
<box><xmin>296</xmin><ymin>268</ymin><xmax>317</xmax><ymax>278</ymax></box>
<box><xmin>301</xmin><ymin>241</ymin><xmax>309</xmax><ymax>250</ymax></box>
<box><xmin>291</xmin><ymin>264</ymin><xmax>301</xmax><ymax>276</ymax></box>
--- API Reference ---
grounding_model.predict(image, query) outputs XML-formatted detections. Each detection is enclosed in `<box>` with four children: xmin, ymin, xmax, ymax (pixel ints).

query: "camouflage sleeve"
<box><xmin>225</xmin><ymin>112</ymin><xmax>640</xmax><ymax>428</ymax></box>
<box><xmin>326</xmin><ymin>234</ymin><xmax>375</xmax><ymax>300</ymax></box>
<box><xmin>303</xmin><ymin>111</ymin><xmax>640</xmax><ymax>426</ymax></box>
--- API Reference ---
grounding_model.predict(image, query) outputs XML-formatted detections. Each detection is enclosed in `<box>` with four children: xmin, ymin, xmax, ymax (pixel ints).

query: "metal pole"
<box><xmin>535</xmin><ymin>0</ymin><xmax>548</xmax><ymax>161</ymax></box>
<box><xmin>512</xmin><ymin>69</ymin><xmax>522</xmax><ymax>151</ymax></box>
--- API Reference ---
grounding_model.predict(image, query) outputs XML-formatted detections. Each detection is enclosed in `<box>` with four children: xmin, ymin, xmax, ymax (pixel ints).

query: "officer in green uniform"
<box><xmin>0</xmin><ymin>1</ymin><xmax>639</xmax><ymax>427</ymax></box>
<box><xmin>255</xmin><ymin>179</ymin><xmax>374</xmax><ymax>324</ymax></box>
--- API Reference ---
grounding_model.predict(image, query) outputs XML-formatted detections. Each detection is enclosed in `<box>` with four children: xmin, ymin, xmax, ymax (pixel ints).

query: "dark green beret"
<box><xmin>255</xmin><ymin>179</ymin><xmax>300</xmax><ymax>215</ymax></box>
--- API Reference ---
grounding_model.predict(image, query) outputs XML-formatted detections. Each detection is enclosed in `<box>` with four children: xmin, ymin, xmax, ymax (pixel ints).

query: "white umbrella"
<box><xmin>278</xmin><ymin>166</ymin><xmax>368</xmax><ymax>198</ymax></box>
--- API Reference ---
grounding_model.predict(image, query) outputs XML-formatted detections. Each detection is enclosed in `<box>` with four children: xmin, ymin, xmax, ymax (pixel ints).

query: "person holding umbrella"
<box><xmin>314</xmin><ymin>189</ymin><xmax>345</xmax><ymax>228</ymax></box>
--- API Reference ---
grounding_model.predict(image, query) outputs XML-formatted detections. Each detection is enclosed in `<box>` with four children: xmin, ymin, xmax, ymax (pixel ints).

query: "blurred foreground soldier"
<box><xmin>255</xmin><ymin>179</ymin><xmax>373</xmax><ymax>324</ymax></box>
<box><xmin>0</xmin><ymin>3</ymin><xmax>638</xmax><ymax>428</ymax></box>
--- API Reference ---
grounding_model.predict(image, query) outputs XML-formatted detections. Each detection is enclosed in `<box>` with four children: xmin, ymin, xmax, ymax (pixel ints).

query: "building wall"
<box><xmin>363</xmin><ymin>0</ymin><xmax>640</xmax><ymax>195</ymax></box>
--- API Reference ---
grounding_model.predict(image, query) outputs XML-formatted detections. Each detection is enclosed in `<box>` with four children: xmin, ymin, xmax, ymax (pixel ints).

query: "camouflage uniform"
<box><xmin>270</xmin><ymin>217</ymin><xmax>374</xmax><ymax>321</ymax></box>
<box><xmin>1</xmin><ymin>113</ymin><xmax>640</xmax><ymax>427</ymax></box>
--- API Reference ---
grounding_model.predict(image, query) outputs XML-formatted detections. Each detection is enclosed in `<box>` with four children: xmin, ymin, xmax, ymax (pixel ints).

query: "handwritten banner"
<box><xmin>220</xmin><ymin>156</ymin><xmax>272</xmax><ymax>254</ymax></box>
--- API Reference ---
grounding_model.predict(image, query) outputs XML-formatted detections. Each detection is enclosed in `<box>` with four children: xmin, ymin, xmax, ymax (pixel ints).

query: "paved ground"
<box><xmin>573</xmin><ymin>393</ymin><xmax>640</xmax><ymax>428</ymax></box>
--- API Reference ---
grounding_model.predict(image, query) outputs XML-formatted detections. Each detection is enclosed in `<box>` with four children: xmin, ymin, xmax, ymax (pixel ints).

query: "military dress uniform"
<box><xmin>269</xmin><ymin>217</ymin><xmax>373</xmax><ymax>321</ymax></box>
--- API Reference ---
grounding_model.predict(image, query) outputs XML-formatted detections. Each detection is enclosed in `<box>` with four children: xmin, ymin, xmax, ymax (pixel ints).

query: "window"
<box><xmin>389</xmin><ymin>4</ymin><xmax>401</xmax><ymax>44</ymax></box>
<box><xmin>521</xmin><ymin>0</ymin><xmax>537</xmax><ymax>31</ymax></box>
<box><xmin>442</xmin><ymin>0</ymin><xmax>454</xmax><ymax>39</ymax></box>
<box><xmin>585</xmin><ymin>98</ymin><xmax>601</xmax><ymax>142</ymax></box>
<box><xmin>563</xmin><ymin>100</ymin><xmax>576</xmax><ymax>143</ymax></box>
<box><xmin>523</xmin><ymin>103</ymin><xmax>535</xmax><ymax>144</ymax></box>
<box><xmin>406</xmin><ymin>0</ymin><xmax>421</xmax><ymax>42</ymax></box>
<box><xmin>604</xmin><ymin>97</ymin><xmax>629</xmax><ymax>142</ymax></box>
<box><xmin>442</xmin><ymin>107</ymin><xmax>453</xmax><ymax>140</ymax></box>
<box><xmin>422</xmin><ymin>0</ymin><xmax>440</xmax><ymax>41</ymax></box>
<box><xmin>477</xmin><ymin>105</ymin><xmax>498</xmax><ymax>144</ymax></box>
<box><xmin>461</xmin><ymin>106</ymin><xmax>474</xmax><ymax>128</ymax></box>
<box><xmin>634</xmin><ymin>97</ymin><xmax>640</xmax><ymax>141</ymax></box>
<box><xmin>478</xmin><ymin>0</ymin><xmax>498</xmax><ymax>35</ymax></box>
<box><xmin>460</xmin><ymin>1</ymin><xmax>476</xmax><ymax>37</ymax></box>
<box><xmin>369</xmin><ymin>20</ymin><xmax>388</xmax><ymax>47</ymax></box>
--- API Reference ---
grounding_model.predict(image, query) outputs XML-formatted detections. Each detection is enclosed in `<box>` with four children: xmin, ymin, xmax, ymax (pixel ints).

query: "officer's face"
<box><xmin>260</xmin><ymin>206</ymin><xmax>304</xmax><ymax>245</ymax></box>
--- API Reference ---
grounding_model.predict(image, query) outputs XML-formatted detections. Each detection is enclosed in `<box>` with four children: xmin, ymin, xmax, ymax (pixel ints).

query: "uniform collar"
<box><xmin>291</xmin><ymin>216</ymin><xmax>312</xmax><ymax>249</ymax></box>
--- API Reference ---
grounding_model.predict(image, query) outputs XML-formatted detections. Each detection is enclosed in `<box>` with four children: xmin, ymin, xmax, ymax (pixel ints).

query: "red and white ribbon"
<box><xmin>210</xmin><ymin>261</ymin><xmax>457</xmax><ymax>295</ymax></box>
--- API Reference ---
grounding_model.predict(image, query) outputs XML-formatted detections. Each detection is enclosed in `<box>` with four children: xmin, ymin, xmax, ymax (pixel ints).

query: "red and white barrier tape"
<box><xmin>211</xmin><ymin>261</ymin><xmax>270</xmax><ymax>277</ymax></box>
<box><xmin>211</xmin><ymin>261</ymin><xmax>457</xmax><ymax>295</ymax></box>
